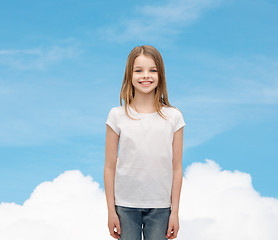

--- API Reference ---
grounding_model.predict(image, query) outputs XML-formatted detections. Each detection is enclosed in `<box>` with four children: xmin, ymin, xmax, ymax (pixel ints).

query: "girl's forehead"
<box><xmin>133</xmin><ymin>54</ymin><xmax>156</xmax><ymax>67</ymax></box>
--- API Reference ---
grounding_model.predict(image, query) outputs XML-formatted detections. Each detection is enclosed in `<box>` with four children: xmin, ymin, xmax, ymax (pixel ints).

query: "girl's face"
<box><xmin>132</xmin><ymin>54</ymin><xmax>159</xmax><ymax>96</ymax></box>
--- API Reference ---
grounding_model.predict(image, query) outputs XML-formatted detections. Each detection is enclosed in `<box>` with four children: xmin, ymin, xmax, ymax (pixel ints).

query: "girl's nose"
<box><xmin>143</xmin><ymin>71</ymin><xmax>149</xmax><ymax>78</ymax></box>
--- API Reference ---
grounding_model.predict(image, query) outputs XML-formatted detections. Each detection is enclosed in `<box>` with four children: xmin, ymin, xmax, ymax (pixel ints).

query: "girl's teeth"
<box><xmin>141</xmin><ymin>82</ymin><xmax>152</xmax><ymax>85</ymax></box>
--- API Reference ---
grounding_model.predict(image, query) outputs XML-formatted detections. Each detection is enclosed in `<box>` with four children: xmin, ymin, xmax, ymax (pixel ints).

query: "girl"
<box><xmin>104</xmin><ymin>45</ymin><xmax>185</xmax><ymax>240</ymax></box>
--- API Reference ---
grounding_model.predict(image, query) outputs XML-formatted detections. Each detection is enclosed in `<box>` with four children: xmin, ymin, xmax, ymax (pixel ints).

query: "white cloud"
<box><xmin>179</xmin><ymin>160</ymin><xmax>278</xmax><ymax>239</ymax></box>
<box><xmin>0</xmin><ymin>49</ymin><xmax>42</xmax><ymax>55</ymax></box>
<box><xmin>0</xmin><ymin>170</ymin><xmax>110</xmax><ymax>240</ymax></box>
<box><xmin>0</xmin><ymin>46</ymin><xmax>80</xmax><ymax>70</ymax></box>
<box><xmin>99</xmin><ymin>0</ymin><xmax>223</xmax><ymax>42</ymax></box>
<box><xmin>141</xmin><ymin>0</ymin><xmax>221</xmax><ymax>23</ymax></box>
<box><xmin>1</xmin><ymin>160</ymin><xmax>277</xmax><ymax>240</ymax></box>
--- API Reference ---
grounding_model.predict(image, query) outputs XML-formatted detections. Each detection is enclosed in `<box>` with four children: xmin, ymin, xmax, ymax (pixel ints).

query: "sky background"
<box><xmin>0</xmin><ymin>0</ymin><xmax>277</xmax><ymax>210</ymax></box>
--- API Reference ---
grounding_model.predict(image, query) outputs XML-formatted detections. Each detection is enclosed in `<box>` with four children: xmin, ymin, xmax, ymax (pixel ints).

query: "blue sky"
<box><xmin>0</xmin><ymin>0</ymin><xmax>277</xmax><ymax>205</ymax></box>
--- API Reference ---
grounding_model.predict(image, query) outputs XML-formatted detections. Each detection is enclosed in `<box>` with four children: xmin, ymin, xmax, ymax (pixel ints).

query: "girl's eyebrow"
<box><xmin>134</xmin><ymin>66</ymin><xmax>157</xmax><ymax>68</ymax></box>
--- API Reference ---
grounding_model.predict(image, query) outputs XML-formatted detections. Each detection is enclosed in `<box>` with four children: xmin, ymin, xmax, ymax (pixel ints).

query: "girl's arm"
<box><xmin>104</xmin><ymin>125</ymin><xmax>121</xmax><ymax>239</ymax></box>
<box><xmin>166</xmin><ymin>127</ymin><xmax>184</xmax><ymax>239</ymax></box>
<box><xmin>104</xmin><ymin>124</ymin><xmax>119</xmax><ymax>213</ymax></box>
<box><xmin>171</xmin><ymin>127</ymin><xmax>184</xmax><ymax>214</ymax></box>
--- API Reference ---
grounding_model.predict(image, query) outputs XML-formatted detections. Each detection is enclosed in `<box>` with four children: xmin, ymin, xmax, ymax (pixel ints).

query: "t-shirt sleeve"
<box><xmin>106</xmin><ymin>108</ymin><xmax>120</xmax><ymax>135</ymax></box>
<box><xmin>173</xmin><ymin>109</ymin><xmax>186</xmax><ymax>133</ymax></box>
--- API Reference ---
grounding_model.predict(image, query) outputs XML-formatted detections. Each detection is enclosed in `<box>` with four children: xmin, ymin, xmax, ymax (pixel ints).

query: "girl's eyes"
<box><xmin>134</xmin><ymin>69</ymin><xmax>157</xmax><ymax>72</ymax></box>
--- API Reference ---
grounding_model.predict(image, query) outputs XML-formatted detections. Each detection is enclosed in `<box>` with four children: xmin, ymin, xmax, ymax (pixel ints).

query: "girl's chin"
<box><xmin>134</xmin><ymin>88</ymin><xmax>156</xmax><ymax>95</ymax></box>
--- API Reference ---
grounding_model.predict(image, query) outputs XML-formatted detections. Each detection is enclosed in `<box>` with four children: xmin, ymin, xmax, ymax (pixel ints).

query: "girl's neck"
<box><xmin>130</xmin><ymin>92</ymin><xmax>161</xmax><ymax>113</ymax></box>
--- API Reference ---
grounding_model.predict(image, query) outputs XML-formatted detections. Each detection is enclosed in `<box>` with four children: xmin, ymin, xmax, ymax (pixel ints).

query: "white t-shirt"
<box><xmin>106</xmin><ymin>104</ymin><xmax>186</xmax><ymax>208</ymax></box>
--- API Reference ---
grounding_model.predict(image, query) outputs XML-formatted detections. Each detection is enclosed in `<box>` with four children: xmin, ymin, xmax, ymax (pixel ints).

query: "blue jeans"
<box><xmin>115</xmin><ymin>205</ymin><xmax>171</xmax><ymax>240</ymax></box>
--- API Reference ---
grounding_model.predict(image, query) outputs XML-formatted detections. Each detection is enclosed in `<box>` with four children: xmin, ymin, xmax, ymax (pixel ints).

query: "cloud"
<box><xmin>99</xmin><ymin>0</ymin><xmax>223</xmax><ymax>43</ymax></box>
<box><xmin>0</xmin><ymin>170</ymin><xmax>110</xmax><ymax>240</ymax></box>
<box><xmin>0</xmin><ymin>46</ymin><xmax>80</xmax><ymax>70</ymax></box>
<box><xmin>1</xmin><ymin>160</ymin><xmax>277</xmax><ymax>240</ymax></box>
<box><xmin>179</xmin><ymin>160</ymin><xmax>278</xmax><ymax>239</ymax></box>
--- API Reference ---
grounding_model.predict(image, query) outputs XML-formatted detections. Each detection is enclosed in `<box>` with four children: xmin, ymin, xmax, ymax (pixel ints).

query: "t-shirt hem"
<box><xmin>115</xmin><ymin>200</ymin><xmax>171</xmax><ymax>208</ymax></box>
<box><xmin>106</xmin><ymin>120</ymin><xmax>120</xmax><ymax>135</ymax></box>
<box><xmin>173</xmin><ymin>122</ymin><xmax>186</xmax><ymax>133</ymax></box>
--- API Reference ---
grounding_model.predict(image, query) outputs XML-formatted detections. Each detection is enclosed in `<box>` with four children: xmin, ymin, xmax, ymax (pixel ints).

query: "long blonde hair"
<box><xmin>120</xmin><ymin>45</ymin><xmax>173</xmax><ymax>120</ymax></box>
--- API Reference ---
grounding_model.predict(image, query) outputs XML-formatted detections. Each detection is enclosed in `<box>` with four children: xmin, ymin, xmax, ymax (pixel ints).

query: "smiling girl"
<box><xmin>104</xmin><ymin>45</ymin><xmax>186</xmax><ymax>240</ymax></box>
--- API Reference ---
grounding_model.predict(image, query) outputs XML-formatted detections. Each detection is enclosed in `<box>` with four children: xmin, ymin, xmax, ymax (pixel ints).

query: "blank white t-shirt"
<box><xmin>106</xmin><ymin>104</ymin><xmax>186</xmax><ymax>208</ymax></box>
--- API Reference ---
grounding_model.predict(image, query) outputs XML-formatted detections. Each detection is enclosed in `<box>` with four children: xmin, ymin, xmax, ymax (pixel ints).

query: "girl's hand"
<box><xmin>166</xmin><ymin>212</ymin><xmax>179</xmax><ymax>239</ymax></box>
<box><xmin>108</xmin><ymin>211</ymin><xmax>121</xmax><ymax>239</ymax></box>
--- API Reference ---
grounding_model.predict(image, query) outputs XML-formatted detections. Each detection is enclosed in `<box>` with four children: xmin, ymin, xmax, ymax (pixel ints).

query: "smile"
<box><xmin>139</xmin><ymin>81</ymin><xmax>153</xmax><ymax>86</ymax></box>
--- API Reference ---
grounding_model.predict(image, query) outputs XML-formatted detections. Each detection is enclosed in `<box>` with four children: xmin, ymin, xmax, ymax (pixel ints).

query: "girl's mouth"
<box><xmin>139</xmin><ymin>81</ymin><xmax>153</xmax><ymax>86</ymax></box>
